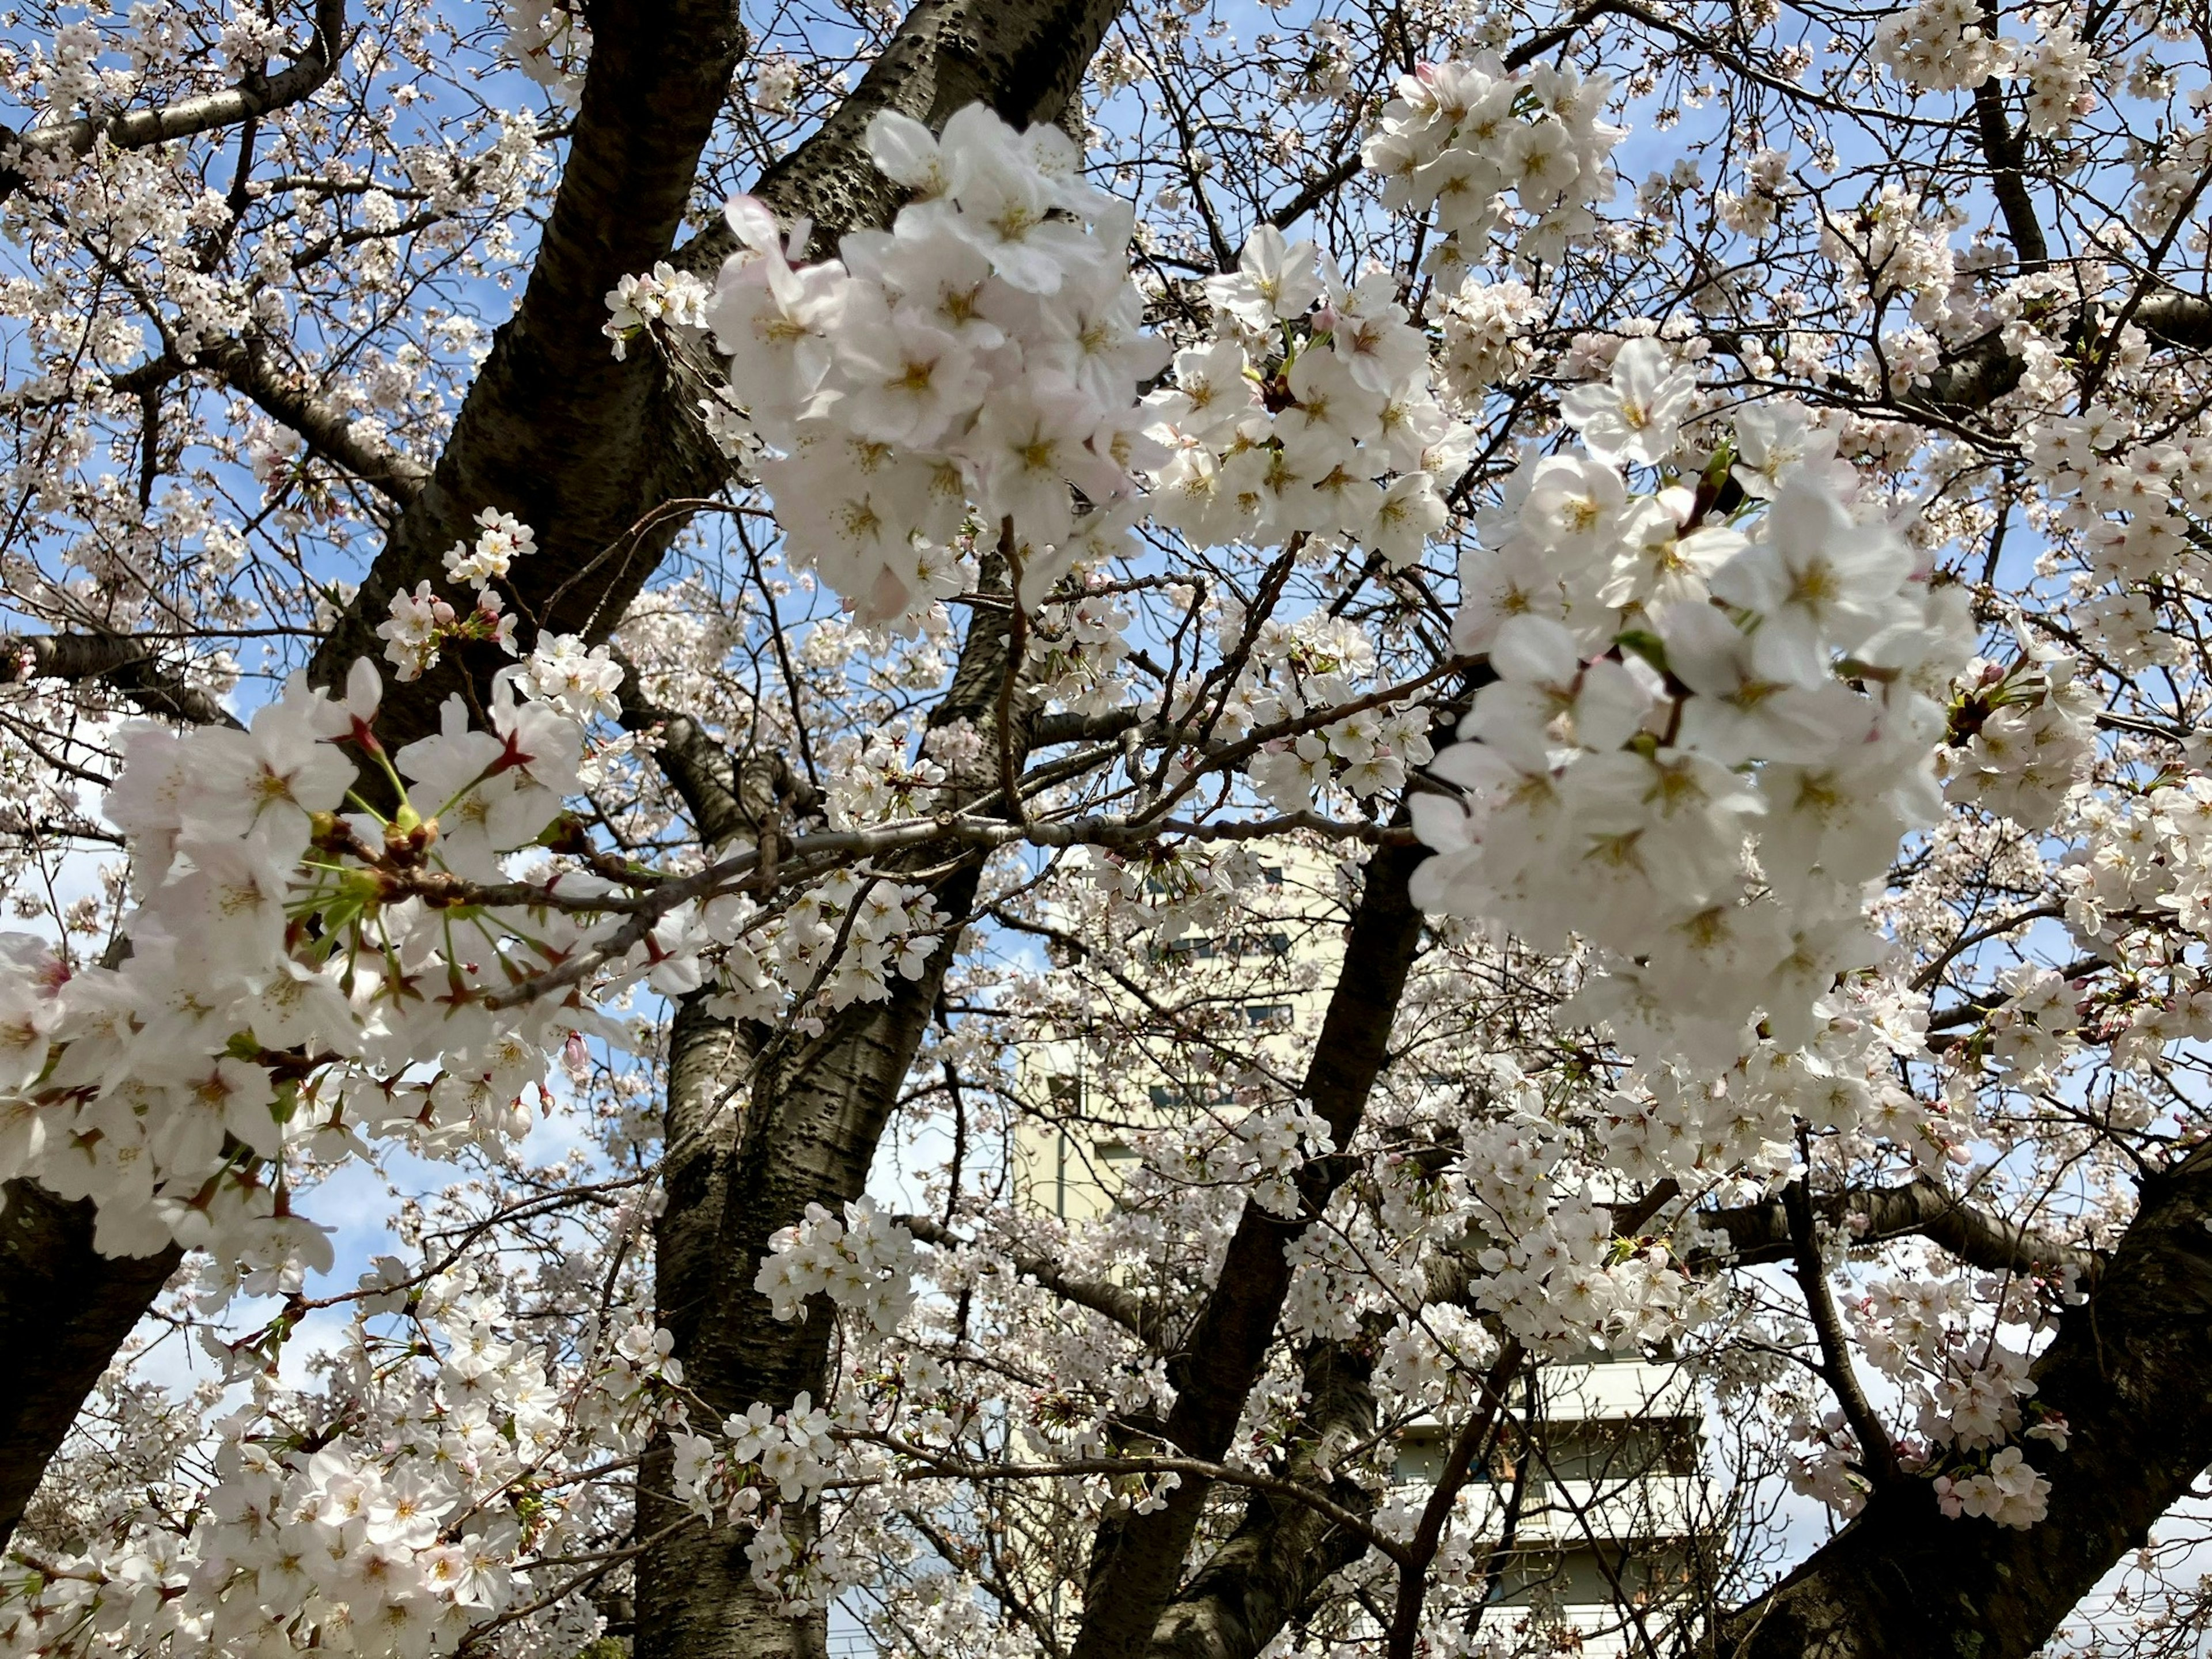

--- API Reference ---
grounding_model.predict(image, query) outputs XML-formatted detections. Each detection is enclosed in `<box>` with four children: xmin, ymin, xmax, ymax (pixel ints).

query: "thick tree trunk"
<box><xmin>636</xmin><ymin>567</ymin><xmax>1028</xmax><ymax>1658</ymax></box>
<box><xmin>1145</xmin><ymin>1342</ymin><xmax>1381</xmax><ymax>1659</ymax></box>
<box><xmin>636</xmin><ymin>944</ymin><xmax>975</xmax><ymax>1659</ymax></box>
<box><xmin>304</xmin><ymin>0</ymin><xmax>746</xmax><ymax>740</ymax></box>
<box><xmin>0</xmin><ymin>0</ymin><xmax>751</xmax><ymax>1554</ymax></box>
<box><xmin>0</xmin><ymin>1185</ymin><xmax>179</xmax><ymax>1547</ymax></box>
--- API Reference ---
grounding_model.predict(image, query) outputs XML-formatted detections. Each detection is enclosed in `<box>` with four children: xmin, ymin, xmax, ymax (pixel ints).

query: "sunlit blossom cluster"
<box><xmin>1413</xmin><ymin>350</ymin><xmax>1971</xmax><ymax>1074</ymax></box>
<box><xmin>706</xmin><ymin>106</ymin><xmax>1166</xmax><ymax>627</ymax></box>
<box><xmin>1360</xmin><ymin>54</ymin><xmax>1623</xmax><ymax>276</ymax></box>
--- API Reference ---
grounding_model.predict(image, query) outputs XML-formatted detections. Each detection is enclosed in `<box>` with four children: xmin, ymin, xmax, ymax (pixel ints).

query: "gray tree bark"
<box><xmin>635</xmin><ymin>557</ymin><xmax>1033</xmax><ymax>1659</ymax></box>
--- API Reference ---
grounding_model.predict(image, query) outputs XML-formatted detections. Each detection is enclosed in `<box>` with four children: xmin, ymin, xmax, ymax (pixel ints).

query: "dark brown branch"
<box><xmin>1384</xmin><ymin>1342</ymin><xmax>1525</xmax><ymax>1659</ymax></box>
<box><xmin>0</xmin><ymin>630</ymin><xmax>238</xmax><ymax>728</ymax></box>
<box><xmin>0</xmin><ymin>1188</ymin><xmax>181</xmax><ymax>1548</ymax></box>
<box><xmin>0</xmin><ymin>0</ymin><xmax>346</xmax><ymax>202</ymax></box>
<box><xmin>1971</xmin><ymin>37</ymin><xmax>2048</xmax><ymax>273</ymax></box>
<box><xmin>1915</xmin><ymin>288</ymin><xmax>2212</xmax><ymax>413</ymax></box>
<box><xmin>1139</xmin><ymin>1342</ymin><xmax>1385</xmax><ymax>1659</ymax></box>
<box><xmin>1069</xmin><ymin>835</ymin><xmax>1433</xmax><ymax>1659</ymax></box>
<box><xmin>1716</xmin><ymin>1141</ymin><xmax>2212</xmax><ymax>1659</ymax></box>
<box><xmin>304</xmin><ymin>0</ymin><xmax>749</xmax><ymax>741</ymax></box>
<box><xmin>194</xmin><ymin>335</ymin><xmax>429</xmax><ymax>505</ymax></box>
<box><xmin>1701</xmin><ymin>1177</ymin><xmax>2102</xmax><ymax>1288</ymax></box>
<box><xmin>1783</xmin><ymin>1177</ymin><xmax>1899</xmax><ymax>1489</ymax></box>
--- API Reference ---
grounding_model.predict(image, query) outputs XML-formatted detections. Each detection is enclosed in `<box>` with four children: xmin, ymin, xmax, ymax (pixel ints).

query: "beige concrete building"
<box><xmin>1008</xmin><ymin>841</ymin><xmax>1714</xmax><ymax>1655</ymax></box>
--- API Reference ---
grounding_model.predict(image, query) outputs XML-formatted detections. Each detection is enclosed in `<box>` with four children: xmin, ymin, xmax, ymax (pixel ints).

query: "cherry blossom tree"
<box><xmin>1</xmin><ymin>0</ymin><xmax>2211</xmax><ymax>1655</ymax></box>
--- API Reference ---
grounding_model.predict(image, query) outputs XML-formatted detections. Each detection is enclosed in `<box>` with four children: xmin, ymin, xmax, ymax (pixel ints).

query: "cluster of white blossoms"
<box><xmin>2014</xmin><ymin>412</ymin><xmax>2212</xmax><ymax>750</ymax></box>
<box><xmin>501</xmin><ymin>0</ymin><xmax>589</xmax><ymax>103</ymax></box>
<box><xmin>1241</xmin><ymin>616</ymin><xmax>1439</xmax><ymax>812</ymax></box>
<box><xmin>1715</xmin><ymin>147</ymin><xmax>1793</xmax><ymax>241</ymax></box>
<box><xmin>1447</xmin><ymin>1100</ymin><xmax>1721</xmax><ymax>1356</ymax></box>
<box><xmin>2008</xmin><ymin>777</ymin><xmax>2212</xmax><ymax>1079</ymax></box>
<box><xmin>1872</xmin><ymin>1</ymin><xmax>2093</xmax><ymax>132</ymax></box>
<box><xmin>1435</xmin><ymin>275</ymin><xmax>1544</xmax><ymax>395</ymax></box>
<box><xmin>2018</xmin><ymin>24</ymin><xmax>2096</xmax><ymax>134</ymax></box>
<box><xmin>672</xmin><ymin>1392</ymin><xmax>841</xmax><ymax>1518</ymax></box>
<box><xmin>601</xmin><ymin>260</ymin><xmax>710</xmax><ymax>361</ymax></box>
<box><xmin>517</xmin><ymin>633</ymin><xmax>626</xmax><ymax>724</ymax></box>
<box><xmin>375</xmin><ymin>508</ymin><xmax>542</xmax><ymax>681</ymax></box>
<box><xmin>1268</xmin><ymin>1069</ymin><xmax>1730</xmax><ymax>1369</ymax></box>
<box><xmin>0</xmin><ymin>651</ymin><xmax>764</xmax><ymax>1268</ymax></box>
<box><xmin>1217</xmin><ymin>1097</ymin><xmax>1336</xmax><ymax>1217</ymax></box>
<box><xmin>1143</xmin><ymin>226</ymin><xmax>1455</xmax><ymax>571</ymax></box>
<box><xmin>705</xmin><ymin>104</ymin><xmax>1166</xmax><ymax>626</ymax></box>
<box><xmin>746</xmin><ymin>868</ymin><xmax>945</xmax><ymax>1031</ymax></box>
<box><xmin>753</xmin><ymin>1196</ymin><xmax>920</xmax><ymax>1332</ymax></box>
<box><xmin>1933</xmin><ymin>1445</ymin><xmax>2052</xmax><ymax>1528</ymax></box>
<box><xmin>1360</xmin><ymin>55</ymin><xmax>1623</xmax><ymax>274</ymax></box>
<box><xmin>1840</xmin><ymin>1274</ymin><xmax>2062</xmax><ymax>1528</ymax></box>
<box><xmin>1873</xmin><ymin>0</ymin><xmax>2014</xmax><ymax>92</ymax></box>
<box><xmin>668</xmin><ymin>1391</ymin><xmax>885</xmax><ymax>1613</ymax></box>
<box><xmin>0</xmin><ymin>1266</ymin><xmax>671</xmax><ymax>1659</ymax></box>
<box><xmin>823</xmin><ymin>733</ymin><xmax>949</xmax><ymax>828</ymax></box>
<box><xmin>1815</xmin><ymin>185</ymin><xmax>1965</xmax><ymax>335</ymax></box>
<box><xmin>547</xmin><ymin>866</ymin><xmax>948</xmax><ymax>1043</ymax></box>
<box><xmin>1474</xmin><ymin>1188</ymin><xmax>1709</xmax><ymax>1355</ymax></box>
<box><xmin>1412</xmin><ymin>347</ymin><xmax>1971</xmax><ymax>1073</ymax></box>
<box><xmin>1936</xmin><ymin>652</ymin><xmax>2097</xmax><ymax>829</ymax></box>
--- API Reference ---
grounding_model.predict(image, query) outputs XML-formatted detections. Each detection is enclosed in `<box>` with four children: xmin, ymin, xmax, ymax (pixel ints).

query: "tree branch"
<box><xmin>1142</xmin><ymin>1342</ymin><xmax>1384</xmax><ymax>1659</ymax></box>
<box><xmin>1970</xmin><ymin>21</ymin><xmax>2048</xmax><ymax>274</ymax></box>
<box><xmin>1717</xmin><ymin>1141</ymin><xmax>2212</xmax><ymax>1659</ymax></box>
<box><xmin>1069</xmin><ymin>835</ymin><xmax>1434</xmax><ymax>1659</ymax></box>
<box><xmin>0</xmin><ymin>629</ymin><xmax>238</xmax><ymax>728</ymax></box>
<box><xmin>194</xmin><ymin>335</ymin><xmax>429</xmax><ymax>506</ymax></box>
<box><xmin>0</xmin><ymin>0</ymin><xmax>347</xmax><ymax>202</ymax></box>
<box><xmin>901</xmin><ymin>1215</ymin><xmax>1154</xmax><ymax>1342</ymax></box>
<box><xmin>1384</xmin><ymin>1343</ymin><xmax>1525</xmax><ymax>1659</ymax></box>
<box><xmin>1783</xmin><ymin>1176</ymin><xmax>1898</xmax><ymax>1489</ymax></box>
<box><xmin>1701</xmin><ymin>1177</ymin><xmax>2102</xmax><ymax>1288</ymax></box>
<box><xmin>304</xmin><ymin>0</ymin><xmax>749</xmax><ymax>742</ymax></box>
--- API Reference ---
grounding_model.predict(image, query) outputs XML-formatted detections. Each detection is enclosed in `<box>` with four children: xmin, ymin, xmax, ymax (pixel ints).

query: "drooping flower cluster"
<box><xmin>1937</xmin><ymin>652</ymin><xmax>2097</xmax><ymax>828</ymax></box>
<box><xmin>1873</xmin><ymin>0</ymin><xmax>2013</xmax><ymax>92</ymax></box>
<box><xmin>375</xmin><ymin>509</ymin><xmax>541</xmax><ymax>681</ymax></box>
<box><xmin>706</xmin><ymin>104</ymin><xmax>1166</xmax><ymax>626</ymax></box>
<box><xmin>601</xmin><ymin>261</ymin><xmax>710</xmax><ymax>361</ymax></box>
<box><xmin>1412</xmin><ymin>356</ymin><xmax>1970</xmax><ymax>1071</ymax></box>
